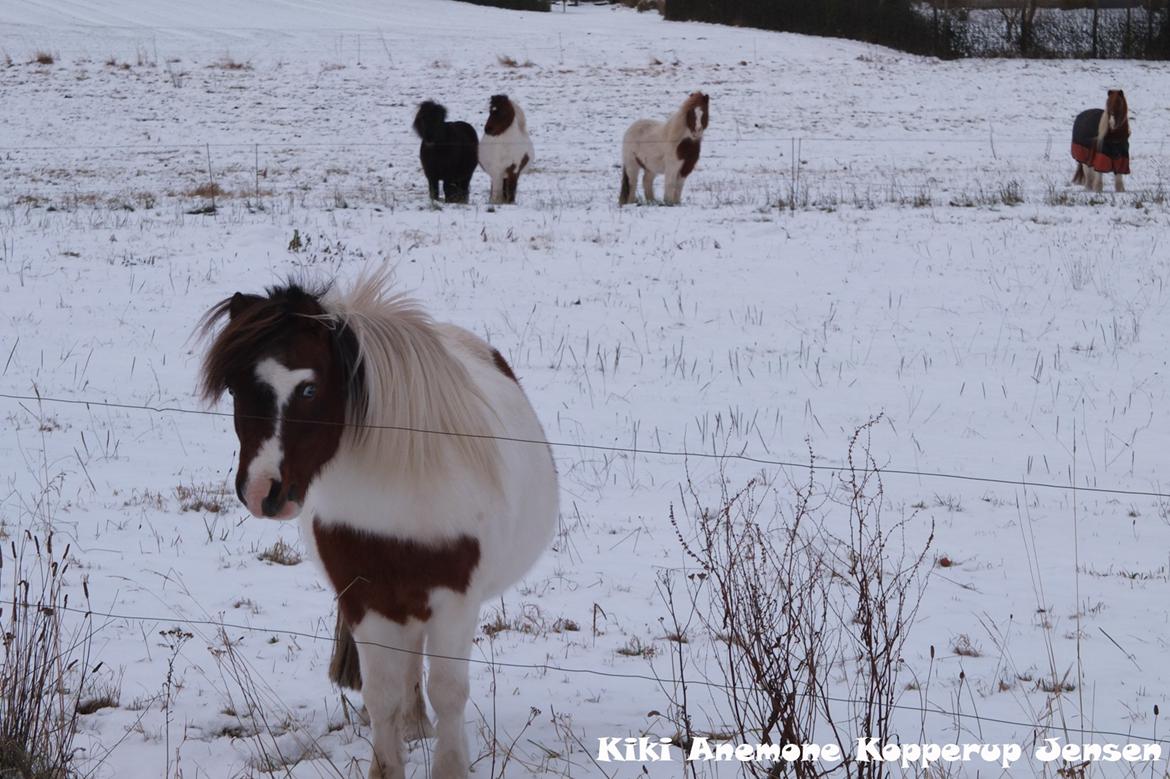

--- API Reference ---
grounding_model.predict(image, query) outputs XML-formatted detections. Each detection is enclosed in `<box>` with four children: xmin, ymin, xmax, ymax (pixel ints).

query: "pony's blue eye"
<box><xmin>301</xmin><ymin>383</ymin><xmax>317</xmax><ymax>400</ymax></box>
<box><xmin>226</xmin><ymin>387</ymin><xmax>235</xmax><ymax>397</ymax></box>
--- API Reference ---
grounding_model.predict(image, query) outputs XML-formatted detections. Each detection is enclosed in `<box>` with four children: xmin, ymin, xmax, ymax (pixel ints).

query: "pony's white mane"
<box><xmin>513</xmin><ymin>101</ymin><xmax>529</xmax><ymax>135</ymax></box>
<box><xmin>322</xmin><ymin>271</ymin><xmax>501</xmax><ymax>489</ymax></box>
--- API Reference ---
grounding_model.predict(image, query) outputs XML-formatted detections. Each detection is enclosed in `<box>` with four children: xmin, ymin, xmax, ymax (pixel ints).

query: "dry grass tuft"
<box><xmin>32</xmin><ymin>51</ymin><xmax>54</xmax><ymax>65</ymax></box>
<box><xmin>212</xmin><ymin>56</ymin><xmax>252</xmax><ymax>71</ymax></box>
<box><xmin>496</xmin><ymin>54</ymin><xmax>535</xmax><ymax>68</ymax></box>
<box><xmin>174</xmin><ymin>482</ymin><xmax>230</xmax><ymax>514</ymax></box>
<box><xmin>187</xmin><ymin>182</ymin><xmax>225</xmax><ymax>199</ymax></box>
<box><xmin>257</xmin><ymin>539</ymin><xmax>302</xmax><ymax>566</ymax></box>
<box><xmin>1</xmin><ymin>533</ymin><xmax>95</xmax><ymax>778</ymax></box>
<box><xmin>615</xmin><ymin>637</ymin><xmax>657</xmax><ymax>658</ymax></box>
<box><xmin>952</xmin><ymin>633</ymin><xmax>982</xmax><ymax>657</ymax></box>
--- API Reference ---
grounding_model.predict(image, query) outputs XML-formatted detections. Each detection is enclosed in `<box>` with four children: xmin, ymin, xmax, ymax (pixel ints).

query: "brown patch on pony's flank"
<box><xmin>484</xmin><ymin>94</ymin><xmax>515</xmax><ymax>137</ymax></box>
<box><xmin>313</xmin><ymin>518</ymin><xmax>480</xmax><ymax>625</ymax></box>
<box><xmin>491</xmin><ymin>348</ymin><xmax>518</xmax><ymax>383</ymax></box>
<box><xmin>676</xmin><ymin>138</ymin><xmax>701</xmax><ymax>177</ymax></box>
<box><xmin>328</xmin><ymin>610</ymin><xmax>362</xmax><ymax>690</ymax></box>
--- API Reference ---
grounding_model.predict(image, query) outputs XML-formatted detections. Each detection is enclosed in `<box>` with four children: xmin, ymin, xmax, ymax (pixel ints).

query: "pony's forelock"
<box><xmin>198</xmin><ymin>281</ymin><xmax>332</xmax><ymax>403</ymax></box>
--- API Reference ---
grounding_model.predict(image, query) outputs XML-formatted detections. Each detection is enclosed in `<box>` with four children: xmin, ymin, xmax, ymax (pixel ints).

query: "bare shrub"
<box><xmin>32</xmin><ymin>51</ymin><xmax>54</xmax><ymax>65</ymax></box>
<box><xmin>665</xmin><ymin>419</ymin><xmax>933</xmax><ymax>776</ymax></box>
<box><xmin>1</xmin><ymin>532</ymin><xmax>95</xmax><ymax>777</ymax></box>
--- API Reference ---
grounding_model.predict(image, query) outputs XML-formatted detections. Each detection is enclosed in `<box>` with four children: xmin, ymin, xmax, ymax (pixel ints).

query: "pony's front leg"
<box><xmin>401</xmin><ymin>630</ymin><xmax>434</xmax><ymax>740</ymax></box>
<box><xmin>354</xmin><ymin>615</ymin><xmax>423</xmax><ymax>779</ymax></box>
<box><xmin>642</xmin><ymin>171</ymin><xmax>656</xmax><ymax>202</ymax></box>
<box><xmin>426</xmin><ymin>599</ymin><xmax>478</xmax><ymax>779</ymax></box>
<box><xmin>663</xmin><ymin>172</ymin><xmax>682</xmax><ymax>205</ymax></box>
<box><xmin>1115</xmin><ymin>173</ymin><xmax>1126</xmax><ymax>193</ymax></box>
<box><xmin>489</xmin><ymin>174</ymin><xmax>503</xmax><ymax>205</ymax></box>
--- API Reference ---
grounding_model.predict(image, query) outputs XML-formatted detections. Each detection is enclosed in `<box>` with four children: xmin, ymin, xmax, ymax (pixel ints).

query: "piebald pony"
<box><xmin>620</xmin><ymin>91</ymin><xmax>709</xmax><ymax>206</ymax></box>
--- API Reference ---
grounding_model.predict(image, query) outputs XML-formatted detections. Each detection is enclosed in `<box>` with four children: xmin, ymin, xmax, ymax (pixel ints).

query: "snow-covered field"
<box><xmin>3</xmin><ymin>1</ymin><xmax>1170</xmax><ymax>776</ymax></box>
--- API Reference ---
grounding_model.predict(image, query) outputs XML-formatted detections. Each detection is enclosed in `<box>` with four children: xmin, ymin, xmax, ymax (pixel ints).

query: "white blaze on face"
<box><xmin>243</xmin><ymin>357</ymin><xmax>315</xmax><ymax>518</ymax></box>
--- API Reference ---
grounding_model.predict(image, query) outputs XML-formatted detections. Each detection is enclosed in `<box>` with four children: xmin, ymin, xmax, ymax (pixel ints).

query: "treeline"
<box><xmin>664</xmin><ymin>0</ymin><xmax>947</xmax><ymax>55</ymax></box>
<box><xmin>664</xmin><ymin>0</ymin><xmax>1170</xmax><ymax>59</ymax></box>
<box><xmin>947</xmin><ymin>4</ymin><xmax>1170</xmax><ymax>58</ymax></box>
<box><xmin>450</xmin><ymin>0</ymin><xmax>550</xmax><ymax>11</ymax></box>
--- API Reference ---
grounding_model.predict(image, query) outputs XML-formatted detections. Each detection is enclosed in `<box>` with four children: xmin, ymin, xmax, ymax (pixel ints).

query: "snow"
<box><xmin>3</xmin><ymin>0</ymin><xmax>1170</xmax><ymax>776</ymax></box>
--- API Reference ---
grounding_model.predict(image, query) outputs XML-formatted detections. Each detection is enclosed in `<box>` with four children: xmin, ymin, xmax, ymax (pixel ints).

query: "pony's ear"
<box><xmin>229</xmin><ymin>292</ymin><xmax>263</xmax><ymax>319</ymax></box>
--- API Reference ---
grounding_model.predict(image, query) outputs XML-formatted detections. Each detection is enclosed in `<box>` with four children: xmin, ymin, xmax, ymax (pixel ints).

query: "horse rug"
<box><xmin>1071</xmin><ymin>108</ymin><xmax>1129</xmax><ymax>175</ymax></box>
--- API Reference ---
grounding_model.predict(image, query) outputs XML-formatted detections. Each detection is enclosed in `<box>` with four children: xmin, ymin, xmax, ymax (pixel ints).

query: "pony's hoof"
<box><xmin>432</xmin><ymin>751</ymin><xmax>469</xmax><ymax>779</ymax></box>
<box><xmin>367</xmin><ymin>758</ymin><xmax>405</xmax><ymax>779</ymax></box>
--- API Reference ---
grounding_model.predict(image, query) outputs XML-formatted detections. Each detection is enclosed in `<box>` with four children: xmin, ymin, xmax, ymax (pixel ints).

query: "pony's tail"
<box><xmin>619</xmin><ymin>166</ymin><xmax>632</xmax><ymax>205</ymax></box>
<box><xmin>328</xmin><ymin>610</ymin><xmax>362</xmax><ymax>690</ymax></box>
<box><xmin>1072</xmin><ymin>164</ymin><xmax>1084</xmax><ymax>185</ymax></box>
<box><xmin>413</xmin><ymin>100</ymin><xmax>448</xmax><ymax>143</ymax></box>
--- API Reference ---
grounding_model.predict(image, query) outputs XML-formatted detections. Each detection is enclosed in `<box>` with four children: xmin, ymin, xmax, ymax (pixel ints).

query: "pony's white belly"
<box><xmin>623</xmin><ymin>119</ymin><xmax>668</xmax><ymax>173</ymax></box>
<box><xmin>299</xmin><ymin>351</ymin><xmax>557</xmax><ymax>609</ymax></box>
<box><xmin>478</xmin><ymin>129</ymin><xmax>534</xmax><ymax>178</ymax></box>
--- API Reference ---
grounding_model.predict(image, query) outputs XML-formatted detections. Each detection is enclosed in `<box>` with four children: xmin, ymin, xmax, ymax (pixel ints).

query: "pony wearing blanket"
<box><xmin>413</xmin><ymin>100</ymin><xmax>479</xmax><ymax>204</ymax></box>
<box><xmin>1071</xmin><ymin>89</ymin><xmax>1130</xmax><ymax>193</ymax></box>
<box><xmin>200</xmin><ymin>273</ymin><xmax>559</xmax><ymax>779</ymax></box>
<box><xmin>619</xmin><ymin>91</ymin><xmax>709</xmax><ymax>206</ymax></box>
<box><xmin>478</xmin><ymin>94</ymin><xmax>534</xmax><ymax>204</ymax></box>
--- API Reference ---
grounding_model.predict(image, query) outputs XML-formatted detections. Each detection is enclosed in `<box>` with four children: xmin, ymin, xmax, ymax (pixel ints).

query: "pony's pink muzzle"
<box><xmin>243</xmin><ymin>477</ymin><xmax>301</xmax><ymax>520</ymax></box>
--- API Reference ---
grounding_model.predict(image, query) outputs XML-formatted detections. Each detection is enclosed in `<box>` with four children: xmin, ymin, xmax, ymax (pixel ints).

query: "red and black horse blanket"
<box><xmin>1071</xmin><ymin>108</ymin><xmax>1130</xmax><ymax>175</ymax></box>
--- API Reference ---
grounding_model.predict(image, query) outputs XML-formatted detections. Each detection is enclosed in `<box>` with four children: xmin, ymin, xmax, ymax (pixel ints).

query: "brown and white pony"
<box><xmin>1071</xmin><ymin>89</ymin><xmax>1130</xmax><ymax>193</ymax></box>
<box><xmin>478</xmin><ymin>94</ymin><xmax>534</xmax><ymax>204</ymax></box>
<box><xmin>619</xmin><ymin>91</ymin><xmax>709</xmax><ymax>206</ymax></box>
<box><xmin>200</xmin><ymin>273</ymin><xmax>558</xmax><ymax>779</ymax></box>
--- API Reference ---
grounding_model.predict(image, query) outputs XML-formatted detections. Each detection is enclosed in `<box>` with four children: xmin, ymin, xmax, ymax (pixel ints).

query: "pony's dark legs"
<box><xmin>444</xmin><ymin>177</ymin><xmax>472</xmax><ymax>204</ymax></box>
<box><xmin>427</xmin><ymin>177</ymin><xmax>441</xmax><ymax>201</ymax></box>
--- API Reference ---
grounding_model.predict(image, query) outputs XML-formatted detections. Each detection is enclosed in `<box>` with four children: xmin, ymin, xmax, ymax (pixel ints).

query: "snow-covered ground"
<box><xmin>3</xmin><ymin>1</ymin><xmax>1170</xmax><ymax>776</ymax></box>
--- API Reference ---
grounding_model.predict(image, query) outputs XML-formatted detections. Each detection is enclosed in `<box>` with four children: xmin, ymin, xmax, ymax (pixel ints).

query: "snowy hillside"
<box><xmin>3</xmin><ymin>0</ymin><xmax>1170</xmax><ymax>776</ymax></box>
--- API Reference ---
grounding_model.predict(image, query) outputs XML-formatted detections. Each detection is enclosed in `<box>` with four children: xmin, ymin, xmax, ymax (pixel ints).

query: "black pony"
<box><xmin>412</xmin><ymin>101</ymin><xmax>479</xmax><ymax>203</ymax></box>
